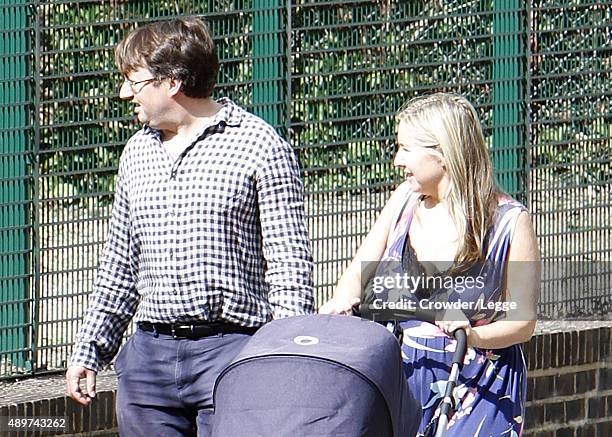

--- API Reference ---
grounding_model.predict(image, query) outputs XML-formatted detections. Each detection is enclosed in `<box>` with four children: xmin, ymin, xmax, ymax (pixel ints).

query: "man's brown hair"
<box><xmin>116</xmin><ymin>17</ymin><xmax>219</xmax><ymax>98</ymax></box>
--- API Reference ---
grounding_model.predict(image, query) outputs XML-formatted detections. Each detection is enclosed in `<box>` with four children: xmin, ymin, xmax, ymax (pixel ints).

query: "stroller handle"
<box><xmin>451</xmin><ymin>328</ymin><xmax>467</xmax><ymax>369</ymax></box>
<box><xmin>354</xmin><ymin>303</ymin><xmax>438</xmax><ymax>324</ymax></box>
<box><xmin>434</xmin><ymin>327</ymin><xmax>468</xmax><ymax>437</ymax></box>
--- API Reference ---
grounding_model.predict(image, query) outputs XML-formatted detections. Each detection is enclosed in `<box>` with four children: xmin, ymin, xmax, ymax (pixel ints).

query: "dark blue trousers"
<box><xmin>114</xmin><ymin>328</ymin><xmax>251</xmax><ymax>436</ymax></box>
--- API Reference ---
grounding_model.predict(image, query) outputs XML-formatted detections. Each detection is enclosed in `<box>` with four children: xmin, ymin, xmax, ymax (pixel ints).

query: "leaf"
<box><xmin>423</xmin><ymin>380</ymin><xmax>447</xmax><ymax>409</ymax></box>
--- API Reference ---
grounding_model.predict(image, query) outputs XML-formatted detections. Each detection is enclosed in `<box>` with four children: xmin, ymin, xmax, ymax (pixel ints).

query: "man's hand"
<box><xmin>318</xmin><ymin>296</ymin><xmax>360</xmax><ymax>315</ymax></box>
<box><xmin>66</xmin><ymin>366</ymin><xmax>97</xmax><ymax>406</ymax></box>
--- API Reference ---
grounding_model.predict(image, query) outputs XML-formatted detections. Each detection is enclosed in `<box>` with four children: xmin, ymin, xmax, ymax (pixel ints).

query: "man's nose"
<box><xmin>119</xmin><ymin>81</ymin><xmax>134</xmax><ymax>100</ymax></box>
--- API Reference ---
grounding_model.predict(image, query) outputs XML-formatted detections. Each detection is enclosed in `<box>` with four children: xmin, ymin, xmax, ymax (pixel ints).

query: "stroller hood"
<box><xmin>212</xmin><ymin>314</ymin><xmax>421</xmax><ymax>437</ymax></box>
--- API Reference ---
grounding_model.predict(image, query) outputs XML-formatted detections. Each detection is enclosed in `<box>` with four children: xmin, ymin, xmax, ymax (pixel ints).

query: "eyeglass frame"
<box><xmin>123</xmin><ymin>77</ymin><xmax>159</xmax><ymax>94</ymax></box>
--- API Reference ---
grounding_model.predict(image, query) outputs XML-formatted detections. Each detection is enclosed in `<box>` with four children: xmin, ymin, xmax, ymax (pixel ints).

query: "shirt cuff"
<box><xmin>69</xmin><ymin>342</ymin><xmax>101</xmax><ymax>372</ymax></box>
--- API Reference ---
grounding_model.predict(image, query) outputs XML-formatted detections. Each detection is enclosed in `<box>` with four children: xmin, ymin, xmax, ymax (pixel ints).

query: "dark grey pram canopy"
<box><xmin>212</xmin><ymin>314</ymin><xmax>421</xmax><ymax>437</ymax></box>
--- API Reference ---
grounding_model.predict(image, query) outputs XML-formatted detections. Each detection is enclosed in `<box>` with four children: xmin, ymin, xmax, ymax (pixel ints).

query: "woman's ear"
<box><xmin>437</xmin><ymin>155</ymin><xmax>447</xmax><ymax>169</ymax></box>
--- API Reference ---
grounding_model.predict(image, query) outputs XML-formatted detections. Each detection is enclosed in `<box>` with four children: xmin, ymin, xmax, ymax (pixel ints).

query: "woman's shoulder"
<box><xmin>379</xmin><ymin>183</ymin><xmax>421</xmax><ymax>246</ymax></box>
<box><xmin>494</xmin><ymin>193</ymin><xmax>529</xmax><ymax>225</ymax></box>
<box><xmin>495</xmin><ymin>193</ymin><xmax>527</xmax><ymax>211</ymax></box>
<box><xmin>487</xmin><ymin>193</ymin><xmax>531</xmax><ymax>255</ymax></box>
<box><xmin>394</xmin><ymin>182</ymin><xmax>421</xmax><ymax>206</ymax></box>
<box><xmin>382</xmin><ymin>182</ymin><xmax>420</xmax><ymax>218</ymax></box>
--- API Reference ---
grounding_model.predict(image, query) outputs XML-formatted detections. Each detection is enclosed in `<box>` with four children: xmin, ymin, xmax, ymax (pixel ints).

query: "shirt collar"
<box><xmin>141</xmin><ymin>97</ymin><xmax>244</xmax><ymax>140</ymax></box>
<box><xmin>215</xmin><ymin>97</ymin><xmax>244</xmax><ymax>127</ymax></box>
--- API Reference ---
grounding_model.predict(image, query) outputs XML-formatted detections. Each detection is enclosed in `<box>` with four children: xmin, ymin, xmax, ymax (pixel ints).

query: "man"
<box><xmin>66</xmin><ymin>17</ymin><xmax>314</xmax><ymax>436</ymax></box>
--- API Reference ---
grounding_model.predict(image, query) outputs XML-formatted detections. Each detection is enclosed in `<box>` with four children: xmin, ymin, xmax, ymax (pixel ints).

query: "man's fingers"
<box><xmin>66</xmin><ymin>367</ymin><xmax>93</xmax><ymax>406</ymax></box>
<box><xmin>67</xmin><ymin>376</ymin><xmax>88</xmax><ymax>405</ymax></box>
<box><xmin>86</xmin><ymin>371</ymin><xmax>97</xmax><ymax>398</ymax></box>
<box><xmin>66</xmin><ymin>371</ymin><xmax>81</xmax><ymax>397</ymax></box>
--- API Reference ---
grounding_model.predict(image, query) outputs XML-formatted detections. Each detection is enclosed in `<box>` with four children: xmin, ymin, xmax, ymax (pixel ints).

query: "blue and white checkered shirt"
<box><xmin>70</xmin><ymin>98</ymin><xmax>314</xmax><ymax>371</ymax></box>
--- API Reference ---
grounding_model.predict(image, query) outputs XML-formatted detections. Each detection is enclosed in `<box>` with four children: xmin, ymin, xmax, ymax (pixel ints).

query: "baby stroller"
<box><xmin>211</xmin><ymin>314</ymin><xmax>421</xmax><ymax>437</ymax></box>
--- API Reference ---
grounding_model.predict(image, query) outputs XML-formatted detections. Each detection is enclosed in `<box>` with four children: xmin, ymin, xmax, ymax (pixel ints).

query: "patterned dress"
<box><xmin>368</xmin><ymin>191</ymin><xmax>528</xmax><ymax>436</ymax></box>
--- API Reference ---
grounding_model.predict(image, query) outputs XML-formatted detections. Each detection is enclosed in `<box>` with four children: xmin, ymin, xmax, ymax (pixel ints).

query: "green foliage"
<box><xmin>34</xmin><ymin>0</ymin><xmax>611</xmax><ymax>202</ymax></box>
<box><xmin>529</xmin><ymin>1</ymin><xmax>612</xmax><ymax>188</ymax></box>
<box><xmin>37</xmin><ymin>1</ymin><xmax>259</xmax><ymax>205</ymax></box>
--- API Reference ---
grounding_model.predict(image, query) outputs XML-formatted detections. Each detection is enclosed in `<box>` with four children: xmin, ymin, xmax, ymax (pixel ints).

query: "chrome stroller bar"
<box><xmin>434</xmin><ymin>328</ymin><xmax>467</xmax><ymax>437</ymax></box>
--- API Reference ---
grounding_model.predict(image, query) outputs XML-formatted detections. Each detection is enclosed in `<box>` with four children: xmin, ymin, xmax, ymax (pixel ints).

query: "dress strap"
<box><xmin>379</xmin><ymin>189</ymin><xmax>420</xmax><ymax>261</ymax></box>
<box><xmin>390</xmin><ymin>190</ymin><xmax>420</xmax><ymax>235</ymax></box>
<box><xmin>485</xmin><ymin>197</ymin><xmax>529</xmax><ymax>263</ymax></box>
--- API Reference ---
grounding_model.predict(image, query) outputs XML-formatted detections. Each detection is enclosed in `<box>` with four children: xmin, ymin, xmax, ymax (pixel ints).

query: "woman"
<box><xmin>320</xmin><ymin>93</ymin><xmax>540</xmax><ymax>436</ymax></box>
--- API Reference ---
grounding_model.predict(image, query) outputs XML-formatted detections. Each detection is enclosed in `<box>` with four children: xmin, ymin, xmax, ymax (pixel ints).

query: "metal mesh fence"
<box><xmin>293</xmin><ymin>0</ymin><xmax>529</xmax><ymax>299</ymax></box>
<box><xmin>0</xmin><ymin>0</ymin><xmax>610</xmax><ymax>378</ymax></box>
<box><xmin>1</xmin><ymin>1</ymin><xmax>31</xmax><ymax>377</ymax></box>
<box><xmin>529</xmin><ymin>1</ymin><xmax>612</xmax><ymax>317</ymax></box>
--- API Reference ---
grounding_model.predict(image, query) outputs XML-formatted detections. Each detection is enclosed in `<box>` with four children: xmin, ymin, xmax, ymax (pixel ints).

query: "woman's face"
<box><xmin>393</xmin><ymin>121</ymin><xmax>449</xmax><ymax>199</ymax></box>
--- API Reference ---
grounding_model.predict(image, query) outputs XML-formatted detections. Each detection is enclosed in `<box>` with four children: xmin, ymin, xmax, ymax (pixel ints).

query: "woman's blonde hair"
<box><xmin>396</xmin><ymin>93</ymin><xmax>499</xmax><ymax>270</ymax></box>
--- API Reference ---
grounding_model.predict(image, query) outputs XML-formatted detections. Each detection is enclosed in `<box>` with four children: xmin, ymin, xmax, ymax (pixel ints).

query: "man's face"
<box><xmin>119</xmin><ymin>67</ymin><xmax>169</xmax><ymax>128</ymax></box>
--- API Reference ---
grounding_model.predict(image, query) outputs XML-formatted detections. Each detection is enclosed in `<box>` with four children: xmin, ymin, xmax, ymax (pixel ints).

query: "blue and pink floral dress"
<box><xmin>369</xmin><ymin>191</ymin><xmax>528</xmax><ymax>436</ymax></box>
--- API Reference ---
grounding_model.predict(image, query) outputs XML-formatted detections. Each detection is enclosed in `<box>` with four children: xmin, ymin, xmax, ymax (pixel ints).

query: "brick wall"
<box><xmin>0</xmin><ymin>325</ymin><xmax>609</xmax><ymax>436</ymax></box>
<box><xmin>0</xmin><ymin>371</ymin><xmax>119</xmax><ymax>436</ymax></box>
<box><xmin>0</xmin><ymin>393</ymin><xmax>118</xmax><ymax>436</ymax></box>
<box><xmin>523</xmin><ymin>327</ymin><xmax>611</xmax><ymax>436</ymax></box>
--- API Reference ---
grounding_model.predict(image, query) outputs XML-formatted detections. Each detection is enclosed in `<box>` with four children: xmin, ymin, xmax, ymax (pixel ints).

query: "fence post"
<box><xmin>492</xmin><ymin>0</ymin><xmax>527</xmax><ymax>200</ymax></box>
<box><xmin>252</xmin><ymin>0</ymin><xmax>285</xmax><ymax>133</ymax></box>
<box><xmin>0</xmin><ymin>0</ymin><xmax>31</xmax><ymax>372</ymax></box>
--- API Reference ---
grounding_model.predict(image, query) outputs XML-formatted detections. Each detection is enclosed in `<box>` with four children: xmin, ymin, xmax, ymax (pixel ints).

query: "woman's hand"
<box><xmin>434</xmin><ymin>307</ymin><xmax>472</xmax><ymax>341</ymax></box>
<box><xmin>318</xmin><ymin>296</ymin><xmax>361</xmax><ymax>315</ymax></box>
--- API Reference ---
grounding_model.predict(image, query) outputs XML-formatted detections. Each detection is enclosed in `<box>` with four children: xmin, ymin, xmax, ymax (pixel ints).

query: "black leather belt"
<box><xmin>138</xmin><ymin>321</ymin><xmax>259</xmax><ymax>339</ymax></box>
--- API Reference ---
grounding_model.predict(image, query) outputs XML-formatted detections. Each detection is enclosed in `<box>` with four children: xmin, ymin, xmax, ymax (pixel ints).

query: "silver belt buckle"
<box><xmin>172</xmin><ymin>324</ymin><xmax>194</xmax><ymax>339</ymax></box>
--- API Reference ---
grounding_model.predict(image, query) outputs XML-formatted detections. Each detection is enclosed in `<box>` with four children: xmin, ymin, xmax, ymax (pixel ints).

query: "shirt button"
<box><xmin>173</xmin><ymin>290</ymin><xmax>178</xmax><ymax>295</ymax></box>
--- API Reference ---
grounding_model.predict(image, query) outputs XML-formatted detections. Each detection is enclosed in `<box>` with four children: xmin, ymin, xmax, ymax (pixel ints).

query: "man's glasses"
<box><xmin>123</xmin><ymin>77</ymin><xmax>157</xmax><ymax>94</ymax></box>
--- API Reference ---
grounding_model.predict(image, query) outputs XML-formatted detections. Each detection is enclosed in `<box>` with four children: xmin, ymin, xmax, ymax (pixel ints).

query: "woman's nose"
<box><xmin>393</xmin><ymin>153</ymin><xmax>403</xmax><ymax>168</ymax></box>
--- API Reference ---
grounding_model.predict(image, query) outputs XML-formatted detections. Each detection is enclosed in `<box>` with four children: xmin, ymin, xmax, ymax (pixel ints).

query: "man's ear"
<box><xmin>167</xmin><ymin>78</ymin><xmax>182</xmax><ymax>96</ymax></box>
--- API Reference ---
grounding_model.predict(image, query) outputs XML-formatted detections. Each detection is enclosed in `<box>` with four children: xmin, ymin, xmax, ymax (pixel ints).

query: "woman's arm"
<box><xmin>319</xmin><ymin>182</ymin><xmax>413</xmax><ymax>314</ymax></box>
<box><xmin>437</xmin><ymin>211</ymin><xmax>541</xmax><ymax>348</ymax></box>
<box><xmin>468</xmin><ymin>211</ymin><xmax>541</xmax><ymax>348</ymax></box>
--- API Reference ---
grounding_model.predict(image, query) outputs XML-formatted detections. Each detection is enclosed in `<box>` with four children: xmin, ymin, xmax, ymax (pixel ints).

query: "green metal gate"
<box><xmin>1</xmin><ymin>0</ymin><xmax>32</xmax><ymax>374</ymax></box>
